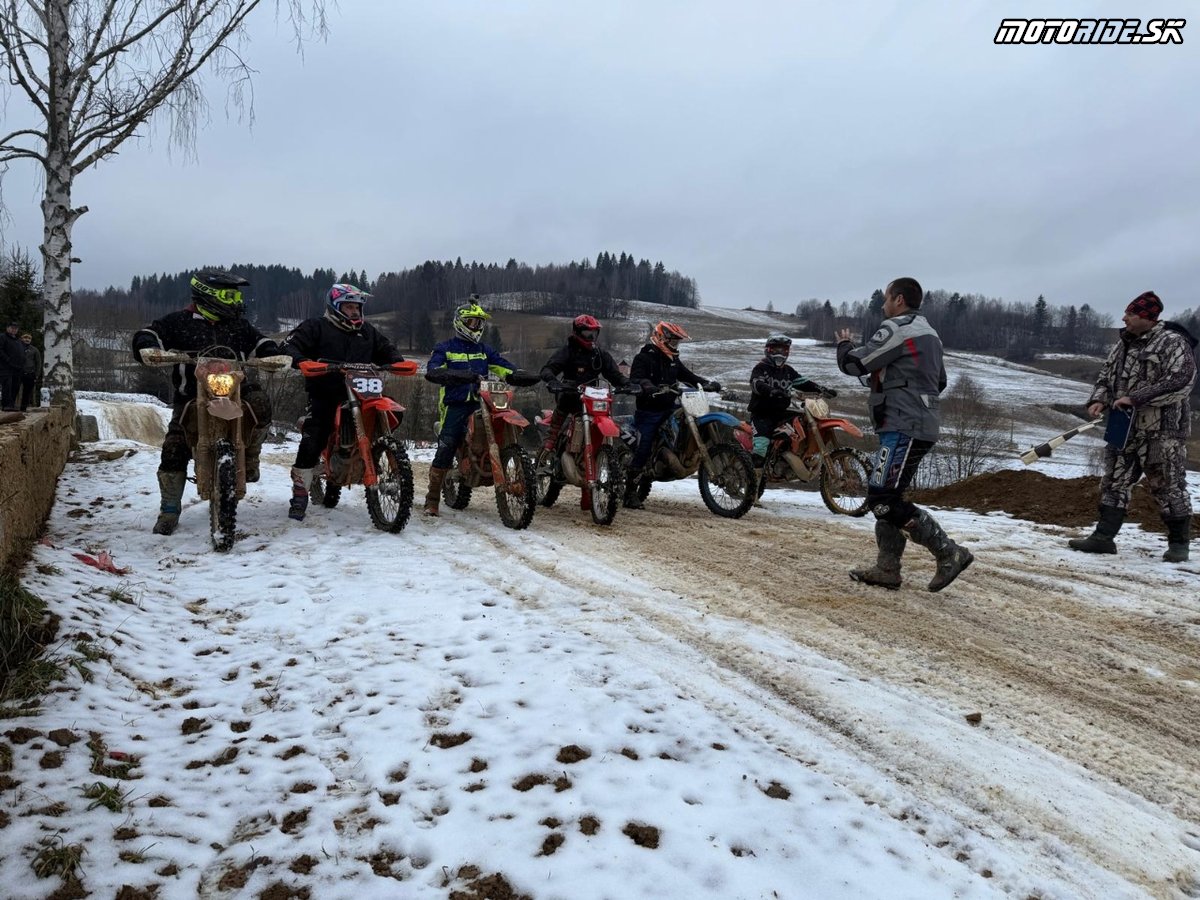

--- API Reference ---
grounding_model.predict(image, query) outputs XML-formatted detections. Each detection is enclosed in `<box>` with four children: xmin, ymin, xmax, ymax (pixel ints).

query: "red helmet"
<box><xmin>651</xmin><ymin>321</ymin><xmax>689</xmax><ymax>358</ymax></box>
<box><xmin>572</xmin><ymin>314</ymin><xmax>601</xmax><ymax>349</ymax></box>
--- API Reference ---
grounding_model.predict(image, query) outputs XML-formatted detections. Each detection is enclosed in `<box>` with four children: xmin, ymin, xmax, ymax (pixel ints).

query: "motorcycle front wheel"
<box><xmin>210</xmin><ymin>438</ymin><xmax>238</xmax><ymax>551</ymax></box>
<box><xmin>535</xmin><ymin>447</ymin><xmax>563</xmax><ymax>508</ymax></box>
<box><xmin>366</xmin><ymin>437</ymin><xmax>415</xmax><ymax>532</ymax></box>
<box><xmin>820</xmin><ymin>447</ymin><xmax>872</xmax><ymax>517</ymax></box>
<box><xmin>589</xmin><ymin>445</ymin><xmax>622</xmax><ymax>526</ymax></box>
<box><xmin>698</xmin><ymin>443</ymin><xmax>756</xmax><ymax>519</ymax></box>
<box><xmin>495</xmin><ymin>445</ymin><xmax>536</xmax><ymax>530</ymax></box>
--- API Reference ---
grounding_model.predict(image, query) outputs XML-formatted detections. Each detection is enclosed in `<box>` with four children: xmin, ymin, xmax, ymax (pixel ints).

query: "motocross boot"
<box><xmin>288</xmin><ymin>467</ymin><xmax>312</xmax><ymax>521</ymax></box>
<box><xmin>623</xmin><ymin>468</ymin><xmax>645</xmax><ymax>510</ymax></box>
<box><xmin>849</xmin><ymin>520</ymin><xmax>906</xmax><ymax>590</ymax></box>
<box><xmin>424</xmin><ymin>467</ymin><xmax>448</xmax><ymax>517</ymax></box>
<box><xmin>1164</xmin><ymin>516</ymin><xmax>1191</xmax><ymax>563</ymax></box>
<box><xmin>903</xmin><ymin>509</ymin><xmax>974</xmax><ymax>592</ymax></box>
<box><xmin>543</xmin><ymin>411</ymin><xmax>564</xmax><ymax>452</ymax></box>
<box><xmin>1067</xmin><ymin>505</ymin><xmax>1124</xmax><ymax>554</ymax></box>
<box><xmin>152</xmin><ymin>470</ymin><xmax>187</xmax><ymax>535</ymax></box>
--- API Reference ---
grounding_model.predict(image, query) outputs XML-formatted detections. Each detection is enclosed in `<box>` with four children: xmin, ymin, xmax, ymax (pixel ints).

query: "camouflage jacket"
<box><xmin>1089</xmin><ymin>321</ymin><xmax>1197</xmax><ymax>439</ymax></box>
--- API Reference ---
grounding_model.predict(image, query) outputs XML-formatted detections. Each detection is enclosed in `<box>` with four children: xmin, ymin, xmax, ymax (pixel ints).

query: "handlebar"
<box><xmin>139</xmin><ymin>348</ymin><xmax>290</xmax><ymax>372</ymax></box>
<box><xmin>299</xmin><ymin>360</ymin><xmax>419</xmax><ymax>378</ymax></box>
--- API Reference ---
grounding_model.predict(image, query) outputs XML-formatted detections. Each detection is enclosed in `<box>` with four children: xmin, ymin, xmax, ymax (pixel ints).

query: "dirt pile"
<box><xmin>912</xmin><ymin>469</ymin><xmax>1200</xmax><ymax>534</ymax></box>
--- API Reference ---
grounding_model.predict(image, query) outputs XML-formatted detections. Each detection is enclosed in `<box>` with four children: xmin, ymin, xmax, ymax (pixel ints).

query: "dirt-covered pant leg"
<box><xmin>160</xmin><ymin>400</ymin><xmax>192</xmax><ymax>473</ymax></box>
<box><xmin>1101</xmin><ymin>437</ymin><xmax>1193</xmax><ymax>519</ymax></box>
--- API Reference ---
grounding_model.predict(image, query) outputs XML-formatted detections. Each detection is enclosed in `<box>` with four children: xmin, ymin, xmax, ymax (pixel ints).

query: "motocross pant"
<box><xmin>432</xmin><ymin>403</ymin><xmax>475</xmax><ymax>469</ymax></box>
<box><xmin>865</xmin><ymin>431</ymin><xmax>935</xmax><ymax>528</ymax></box>
<box><xmin>628</xmin><ymin>409</ymin><xmax>673</xmax><ymax>471</ymax></box>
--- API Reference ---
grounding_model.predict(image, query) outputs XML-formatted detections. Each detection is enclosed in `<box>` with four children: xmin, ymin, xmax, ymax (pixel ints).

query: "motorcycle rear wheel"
<box><xmin>210</xmin><ymin>438</ymin><xmax>238</xmax><ymax>552</ymax></box>
<box><xmin>820</xmin><ymin>447</ymin><xmax>871</xmax><ymax>517</ymax></box>
<box><xmin>495</xmin><ymin>445</ymin><xmax>536</xmax><ymax>530</ymax></box>
<box><xmin>616</xmin><ymin>447</ymin><xmax>652</xmax><ymax>505</ymax></box>
<box><xmin>589</xmin><ymin>445</ymin><xmax>622</xmax><ymax>526</ymax></box>
<box><xmin>443</xmin><ymin>465</ymin><xmax>472</xmax><ymax>510</ymax></box>
<box><xmin>311</xmin><ymin>466</ymin><xmax>341</xmax><ymax>508</ymax></box>
<box><xmin>366</xmin><ymin>437</ymin><xmax>415</xmax><ymax>532</ymax></box>
<box><xmin>535</xmin><ymin>447</ymin><xmax>562</xmax><ymax>508</ymax></box>
<box><xmin>698</xmin><ymin>443</ymin><xmax>755</xmax><ymax>519</ymax></box>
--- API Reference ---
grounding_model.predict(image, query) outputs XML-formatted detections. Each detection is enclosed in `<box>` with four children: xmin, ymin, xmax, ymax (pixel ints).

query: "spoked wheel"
<box><xmin>820</xmin><ymin>447</ymin><xmax>872</xmax><ymax>517</ymax></box>
<box><xmin>589</xmin><ymin>445</ymin><xmax>622</xmax><ymax>526</ymax></box>
<box><xmin>366</xmin><ymin>437</ymin><xmax>415</xmax><ymax>532</ymax></box>
<box><xmin>495</xmin><ymin>445</ymin><xmax>536</xmax><ymax>530</ymax></box>
<box><xmin>616</xmin><ymin>447</ymin><xmax>652</xmax><ymax>506</ymax></box>
<box><xmin>535</xmin><ymin>447</ymin><xmax>563</xmax><ymax>508</ymax></box>
<box><xmin>210</xmin><ymin>438</ymin><xmax>239</xmax><ymax>552</ymax></box>
<box><xmin>310</xmin><ymin>466</ymin><xmax>341</xmax><ymax>508</ymax></box>
<box><xmin>698</xmin><ymin>443</ymin><xmax>756</xmax><ymax>519</ymax></box>
<box><xmin>442</xmin><ymin>463</ymin><xmax>472</xmax><ymax>510</ymax></box>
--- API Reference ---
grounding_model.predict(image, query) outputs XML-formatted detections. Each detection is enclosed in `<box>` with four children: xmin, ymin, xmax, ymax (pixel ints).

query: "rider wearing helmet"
<box><xmin>538</xmin><ymin>314</ymin><xmax>632</xmax><ymax>451</ymax></box>
<box><xmin>624</xmin><ymin>321</ymin><xmax>722</xmax><ymax>509</ymax></box>
<box><xmin>281</xmin><ymin>283</ymin><xmax>407</xmax><ymax>521</ymax></box>
<box><xmin>132</xmin><ymin>271</ymin><xmax>281</xmax><ymax>535</ymax></box>
<box><xmin>422</xmin><ymin>297</ymin><xmax>532</xmax><ymax>517</ymax></box>
<box><xmin>748</xmin><ymin>333</ymin><xmax>836</xmax><ymax>465</ymax></box>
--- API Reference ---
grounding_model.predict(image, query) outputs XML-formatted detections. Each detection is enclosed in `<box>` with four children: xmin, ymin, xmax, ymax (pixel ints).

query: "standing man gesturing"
<box><xmin>835</xmin><ymin>277</ymin><xmax>973</xmax><ymax>592</ymax></box>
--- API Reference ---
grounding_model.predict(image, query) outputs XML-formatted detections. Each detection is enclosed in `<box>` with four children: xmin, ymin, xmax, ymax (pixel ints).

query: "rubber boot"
<box><xmin>850</xmin><ymin>520</ymin><xmax>906</xmax><ymax>589</ymax></box>
<box><xmin>424</xmin><ymin>467</ymin><xmax>448</xmax><ymax>517</ymax></box>
<box><xmin>1163</xmin><ymin>516</ymin><xmax>1191</xmax><ymax>563</ymax></box>
<box><xmin>1067</xmin><ymin>505</ymin><xmax>1124</xmax><ymax>554</ymax></box>
<box><xmin>152</xmin><ymin>470</ymin><xmax>187</xmax><ymax>535</ymax></box>
<box><xmin>288</xmin><ymin>467</ymin><xmax>312</xmax><ymax>521</ymax></box>
<box><xmin>244</xmin><ymin>426</ymin><xmax>268</xmax><ymax>483</ymax></box>
<box><xmin>904</xmin><ymin>509</ymin><xmax>974</xmax><ymax>593</ymax></box>
<box><xmin>623</xmin><ymin>468</ymin><xmax>645</xmax><ymax>509</ymax></box>
<box><xmin>543</xmin><ymin>411</ymin><xmax>564</xmax><ymax>452</ymax></box>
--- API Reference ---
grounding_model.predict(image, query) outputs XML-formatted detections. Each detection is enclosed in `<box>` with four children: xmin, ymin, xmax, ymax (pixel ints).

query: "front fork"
<box><xmin>686</xmin><ymin>413</ymin><xmax>715</xmax><ymax>472</ymax></box>
<box><xmin>580</xmin><ymin>412</ymin><xmax>596</xmax><ymax>508</ymax></box>
<box><xmin>478</xmin><ymin>399</ymin><xmax>507</xmax><ymax>487</ymax></box>
<box><xmin>347</xmin><ymin>391</ymin><xmax>378</xmax><ymax>487</ymax></box>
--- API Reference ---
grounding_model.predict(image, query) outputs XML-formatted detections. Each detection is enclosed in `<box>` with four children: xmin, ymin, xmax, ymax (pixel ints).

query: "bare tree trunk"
<box><xmin>40</xmin><ymin>148</ymin><xmax>83</xmax><ymax>410</ymax></box>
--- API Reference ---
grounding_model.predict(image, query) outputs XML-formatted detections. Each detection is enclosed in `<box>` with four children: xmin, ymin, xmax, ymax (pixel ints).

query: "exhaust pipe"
<box><xmin>782</xmin><ymin>451</ymin><xmax>811</xmax><ymax>479</ymax></box>
<box><xmin>560</xmin><ymin>453</ymin><xmax>583</xmax><ymax>486</ymax></box>
<box><xmin>661</xmin><ymin>448</ymin><xmax>689</xmax><ymax>478</ymax></box>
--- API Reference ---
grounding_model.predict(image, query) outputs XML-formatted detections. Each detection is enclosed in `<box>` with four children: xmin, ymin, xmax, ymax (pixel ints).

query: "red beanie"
<box><xmin>1125</xmin><ymin>291</ymin><xmax>1163</xmax><ymax>320</ymax></box>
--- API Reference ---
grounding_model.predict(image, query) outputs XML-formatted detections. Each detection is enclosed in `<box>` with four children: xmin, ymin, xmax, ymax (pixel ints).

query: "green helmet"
<box><xmin>453</xmin><ymin>296</ymin><xmax>490</xmax><ymax>342</ymax></box>
<box><xmin>191</xmin><ymin>271</ymin><xmax>248</xmax><ymax>322</ymax></box>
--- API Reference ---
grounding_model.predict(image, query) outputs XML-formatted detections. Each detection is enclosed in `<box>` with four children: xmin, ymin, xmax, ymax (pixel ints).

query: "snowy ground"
<box><xmin>3</xmin><ymin>395</ymin><xmax>1199</xmax><ymax>899</ymax></box>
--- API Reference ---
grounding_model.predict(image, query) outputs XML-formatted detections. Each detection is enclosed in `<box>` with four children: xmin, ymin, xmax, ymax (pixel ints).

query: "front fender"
<box><xmin>696</xmin><ymin>411</ymin><xmax>742</xmax><ymax>428</ymax></box>
<box><xmin>818</xmin><ymin>418</ymin><xmax>864</xmax><ymax>439</ymax></box>
<box><xmin>496</xmin><ymin>409</ymin><xmax>529</xmax><ymax>429</ymax></box>
<box><xmin>206</xmin><ymin>397</ymin><xmax>243</xmax><ymax>421</ymax></box>
<box><xmin>594</xmin><ymin>416</ymin><xmax>620</xmax><ymax>438</ymax></box>
<box><xmin>364</xmin><ymin>397</ymin><xmax>406</xmax><ymax>415</ymax></box>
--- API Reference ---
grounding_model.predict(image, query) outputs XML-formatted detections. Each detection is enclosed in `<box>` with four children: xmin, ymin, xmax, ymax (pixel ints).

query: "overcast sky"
<box><xmin>1</xmin><ymin>0</ymin><xmax>1197</xmax><ymax>319</ymax></box>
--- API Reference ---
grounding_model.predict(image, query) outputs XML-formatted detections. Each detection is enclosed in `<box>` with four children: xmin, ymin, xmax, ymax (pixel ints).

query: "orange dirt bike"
<box><xmin>142</xmin><ymin>346</ymin><xmax>290</xmax><ymax>551</ymax></box>
<box><xmin>442</xmin><ymin>374</ymin><xmax>542</xmax><ymax>530</ymax></box>
<box><xmin>298</xmin><ymin>360</ymin><xmax>421</xmax><ymax>532</ymax></box>
<box><xmin>734</xmin><ymin>392</ymin><xmax>872</xmax><ymax>516</ymax></box>
<box><xmin>534</xmin><ymin>381</ymin><xmax>639</xmax><ymax>526</ymax></box>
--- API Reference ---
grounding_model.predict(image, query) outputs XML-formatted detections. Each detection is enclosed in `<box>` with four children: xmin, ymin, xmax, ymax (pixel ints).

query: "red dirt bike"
<box><xmin>442</xmin><ymin>375</ymin><xmax>542</xmax><ymax>530</ymax></box>
<box><xmin>734</xmin><ymin>392</ymin><xmax>872</xmax><ymax>516</ymax></box>
<box><xmin>534</xmin><ymin>381</ymin><xmax>638</xmax><ymax>526</ymax></box>
<box><xmin>299</xmin><ymin>360</ymin><xmax>420</xmax><ymax>532</ymax></box>
<box><xmin>142</xmin><ymin>346</ymin><xmax>290</xmax><ymax>551</ymax></box>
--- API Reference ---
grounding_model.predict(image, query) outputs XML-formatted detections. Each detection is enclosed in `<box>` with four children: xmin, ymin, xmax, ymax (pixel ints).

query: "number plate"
<box><xmin>351</xmin><ymin>377</ymin><xmax>385</xmax><ymax>397</ymax></box>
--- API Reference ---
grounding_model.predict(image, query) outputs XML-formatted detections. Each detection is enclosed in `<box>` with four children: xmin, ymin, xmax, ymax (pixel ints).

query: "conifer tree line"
<box><xmin>70</xmin><ymin>252</ymin><xmax>699</xmax><ymax>345</ymax></box>
<box><xmin>795</xmin><ymin>289</ymin><xmax>1200</xmax><ymax>360</ymax></box>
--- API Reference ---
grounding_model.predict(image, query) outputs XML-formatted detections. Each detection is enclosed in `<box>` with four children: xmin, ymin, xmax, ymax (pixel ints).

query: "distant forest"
<box><xmin>795</xmin><ymin>290</ymin><xmax>1200</xmax><ymax>360</ymax></box>
<box><xmin>73</xmin><ymin>253</ymin><xmax>699</xmax><ymax>348</ymax></box>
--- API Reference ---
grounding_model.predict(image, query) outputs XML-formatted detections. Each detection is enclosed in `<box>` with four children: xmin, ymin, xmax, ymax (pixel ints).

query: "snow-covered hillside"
<box><xmin>2</xmin><ymin>396</ymin><xmax>1199</xmax><ymax>899</ymax></box>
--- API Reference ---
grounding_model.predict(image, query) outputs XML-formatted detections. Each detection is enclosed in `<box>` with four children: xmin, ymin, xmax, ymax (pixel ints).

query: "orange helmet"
<box><xmin>651</xmin><ymin>321</ymin><xmax>689</xmax><ymax>358</ymax></box>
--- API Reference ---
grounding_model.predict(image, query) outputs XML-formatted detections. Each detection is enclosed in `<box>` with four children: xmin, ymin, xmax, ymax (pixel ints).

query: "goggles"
<box><xmin>198</xmin><ymin>286</ymin><xmax>243</xmax><ymax>304</ymax></box>
<box><xmin>461</xmin><ymin>317</ymin><xmax>485</xmax><ymax>330</ymax></box>
<box><xmin>578</xmin><ymin>328</ymin><xmax>598</xmax><ymax>341</ymax></box>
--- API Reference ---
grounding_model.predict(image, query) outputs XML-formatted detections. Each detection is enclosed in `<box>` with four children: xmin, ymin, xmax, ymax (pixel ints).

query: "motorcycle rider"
<box><xmin>422</xmin><ymin>298</ymin><xmax>532</xmax><ymax>517</ymax></box>
<box><xmin>748</xmin><ymin>333</ymin><xmax>836</xmax><ymax>466</ymax></box>
<box><xmin>539</xmin><ymin>314</ymin><xmax>634</xmax><ymax>451</ymax></box>
<box><xmin>624</xmin><ymin>321</ymin><xmax>722</xmax><ymax>509</ymax></box>
<box><xmin>281</xmin><ymin>284</ymin><xmax>408</xmax><ymax>522</ymax></box>
<box><xmin>132</xmin><ymin>271</ymin><xmax>283</xmax><ymax>536</ymax></box>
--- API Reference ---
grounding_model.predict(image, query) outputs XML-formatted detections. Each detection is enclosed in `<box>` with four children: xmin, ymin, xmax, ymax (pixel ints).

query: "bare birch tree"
<box><xmin>0</xmin><ymin>0</ymin><xmax>326</xmax><ymax>407</ymax></box>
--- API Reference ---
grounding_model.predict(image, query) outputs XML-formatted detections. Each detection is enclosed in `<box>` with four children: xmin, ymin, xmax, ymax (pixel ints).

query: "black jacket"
<box><xmin>1</xmin><ymin>333</ymin><xmax>25</xmax><ymax>373</ymax></box>
<box><xmin>748</xmin><ymin>360</ymin><xmax>824</xmax><ymax>417</ymax></box>
<box><xmin>541</xmin><ymin>338</ymin><xmax>628</xmax><ymax>412</ymax></box>
<box><xmin>132</xmin><ymin>308</ymin><xmax>279</xmax><ymax>400</ymax></box>
<box><xmin>630</xmin><ymin>343</ymin><xmax>707</xmax><ymax>413</ymax></box>
<box><xmin>283</xmin><ymin>316</ymin><xmax>405</xmax><ymax>402</ymax></box>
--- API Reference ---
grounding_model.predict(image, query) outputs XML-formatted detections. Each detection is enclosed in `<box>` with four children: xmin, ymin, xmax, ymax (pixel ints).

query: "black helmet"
<box><xmin>191</xmin><ymin>271</ymin><xmax>249</xmax><ymax>322</ymax></box>
<box><xmin>765</xmin><ymin>332</ymin><xmax>792</xmax><ymax>367</ymax></box>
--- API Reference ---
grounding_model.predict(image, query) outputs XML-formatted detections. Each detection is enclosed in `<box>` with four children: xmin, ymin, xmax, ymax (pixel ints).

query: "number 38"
<box><xmin>352</xmin><ymin>377</ymin><xmax>384</xmax><ymax>395</ymax></box>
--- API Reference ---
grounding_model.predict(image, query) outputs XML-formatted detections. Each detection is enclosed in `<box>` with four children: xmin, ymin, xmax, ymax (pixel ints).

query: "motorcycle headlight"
<box><xmin>206</xmin><ymin>373</ymin><xmax>236</xmax><ymax>397</ymax></box>
<box><xmin>490</xmin><ymin>393</ymin><xmax>509</xmax><ymax>410</ymax></box>
<box><xmin>592</xmin><ymin>401</ymin><xmax>608</xmax><ymax>413</ymax></box>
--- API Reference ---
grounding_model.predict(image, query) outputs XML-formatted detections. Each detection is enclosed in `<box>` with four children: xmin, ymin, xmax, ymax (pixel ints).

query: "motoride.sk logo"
<box><xmin>994</xmin><ymin>18</ymin><xmax>1185</xmax><ymax>44</ymax></box>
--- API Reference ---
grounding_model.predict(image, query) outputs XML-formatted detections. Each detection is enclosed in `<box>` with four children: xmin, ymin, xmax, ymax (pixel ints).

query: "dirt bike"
<box><xmin>621</xmin><ymin>385</ymin><xmax>757</xmax><ymax>519</ymax></box>
<box><xmin>442</xmin><ymin>374</ymin><xmax>541</xmax><ymax>530</ymax></box>
<box><xmin>733</xmin><ymin>392</ymin><xmax>872</xmax><ymax>516</ymax></box>
<box><xmin>143</xmin><ymin>346</ymin><xmax>290</xmax><ymax>551</ymax></box>
<box><xmin>298</xmin><ymin>360</ymin><xmax>420</xmax><ymax>532</ymax></box>
<box><xmin>534</xmin><ymin>381</ymin><xmax>638</xmax><ymax>526</ymax></box>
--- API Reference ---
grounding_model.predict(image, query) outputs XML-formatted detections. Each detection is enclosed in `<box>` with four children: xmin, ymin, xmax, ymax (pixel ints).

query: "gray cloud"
<box><xmin>1</xmin><ymin>0</ymin><xmax>1196</xmax><ymax>319</ymax></box>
